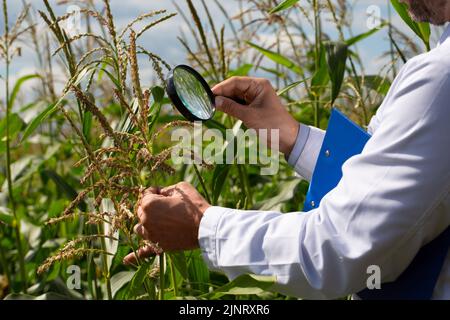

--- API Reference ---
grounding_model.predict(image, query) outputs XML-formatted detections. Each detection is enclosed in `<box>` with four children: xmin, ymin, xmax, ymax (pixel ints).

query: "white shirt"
<box><xmin>198</xmin><ymin>25</ymin><xmax>450</xmax><ymax>300</ymax></box>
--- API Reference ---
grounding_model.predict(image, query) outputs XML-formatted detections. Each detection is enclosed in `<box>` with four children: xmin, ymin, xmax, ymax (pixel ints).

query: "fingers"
<box><xmin>144</xmin><ymin>186</ymin><xmax>160</xmax><ymax>195</ymax></box>
<box><xmin>160</xmin><ymin>181</ymin><xmax>190</xmax><ymax>196</ymax></box>
<box><xmin>212</xmin><ymin>76</ymin><xmax>263</xmax><ymax>102</ymax></box>
<box><xmin>137</xmin><ymin>193</ymin><xmax>165</xmax><ymax>219</ymax></box>
<box><xmin>138</xmin><ymin>187</ymin><xmax>161</xmax><ymax>207</ymax></box>
<box><xmin>215</xmin><ymin>96</ymin><xmax>247</xmax><ymax>121</ymax></box>
<box><xmin>133</xmin><ymin>223</ymin><xmax>149</xmax><ymax>239</ymax></box>
<box><xmin>123</xmin><ymin>245</ymin><xmax>157</xmax><ymax>266</ymax></box>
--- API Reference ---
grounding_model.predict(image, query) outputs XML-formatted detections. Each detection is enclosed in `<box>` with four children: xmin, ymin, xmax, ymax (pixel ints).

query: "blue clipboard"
<box><xmin>303</xmin><ymin>108</ymin><xmax>370</xmax><ymax>212</ymax></box>
<box><xmin>302</xmin><ymin>108</ymin><xmax>450</xmax><ymax>299</ymax></box>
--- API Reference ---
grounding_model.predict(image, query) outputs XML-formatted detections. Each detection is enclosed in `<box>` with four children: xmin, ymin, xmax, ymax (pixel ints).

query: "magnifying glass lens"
<box><xmin>167</xmin><ymin>65</ymin><xmax>215</xmax><ymax>121</ymax></box>
<box><xmin>173</xmin><ymin>67</ymin><xmax>214</xmax><ymax>120</ymax></box>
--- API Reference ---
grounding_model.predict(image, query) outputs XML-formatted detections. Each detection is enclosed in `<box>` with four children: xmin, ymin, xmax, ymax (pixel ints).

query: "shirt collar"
<box><xmin>437</xmin><ymin>23</ymin><xmax>450</xmax><ymax>47</ymax></box>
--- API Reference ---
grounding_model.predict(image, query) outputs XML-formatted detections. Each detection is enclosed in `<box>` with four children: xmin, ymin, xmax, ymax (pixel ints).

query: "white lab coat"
<box><xmin>198</xmin><ymin>25</ymin><xmax>450</xmax><ymax>300</ymax></box>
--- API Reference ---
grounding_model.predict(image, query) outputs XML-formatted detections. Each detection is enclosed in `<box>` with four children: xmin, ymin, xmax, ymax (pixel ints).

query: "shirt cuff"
<box><xmin>198</xmin><ymin>206</ymin><xmax>231</xmax><ymax>270</ymax></box>
<box><xmin>287</xmin><ymin>123</ymin><xmax>311</xmax><ymax>167</ymax></box>
<box><xmin>292</xmin><ymin>126</ymin><xmax>326</xmax><ymax>181</ymax></box>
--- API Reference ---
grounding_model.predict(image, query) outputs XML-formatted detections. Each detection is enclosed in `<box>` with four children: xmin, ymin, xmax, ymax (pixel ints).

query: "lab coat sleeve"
<box><xmin>198</xmin><ymin>59</ymin><xmax>450</xmax><ymax>299</ymax></box>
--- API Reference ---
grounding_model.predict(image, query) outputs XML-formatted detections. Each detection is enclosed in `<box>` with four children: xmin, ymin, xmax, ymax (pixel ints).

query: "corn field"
<box><xmin>0</xmin><ymin>0</ymin><xmax>438</xmax><ymax>300</ymax></box>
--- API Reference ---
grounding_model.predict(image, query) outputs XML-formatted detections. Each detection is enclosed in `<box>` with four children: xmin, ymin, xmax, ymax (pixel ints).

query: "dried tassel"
<box><xmin>118</xmin><ymin>10</ymin><xmax>167</xmax><ymax>41</ymax></box>
<box><xmin>128</xmin><ymin>30</ymin><xmax>144</xmax><ymax>110</ymax></box>
<box><xmin>52</xmin><ymin>33</ymin><xmax>109</xmax><ymax>56</ymax></box>
<box><xmin>71</xmin><ymin>86</ymin><xmax>119</xmax><ymax>146</ymax></box>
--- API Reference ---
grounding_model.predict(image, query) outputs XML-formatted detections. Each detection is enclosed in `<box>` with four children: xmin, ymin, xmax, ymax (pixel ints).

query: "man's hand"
<box><xmin>212</xmin><ymin>77</ymin><xmax>300</xmax><ymax>156</ymax></box>
<box><xmin>123</xmin><ymin>182</ymin><xmax>210</xmax><ymax>265</ymax></box>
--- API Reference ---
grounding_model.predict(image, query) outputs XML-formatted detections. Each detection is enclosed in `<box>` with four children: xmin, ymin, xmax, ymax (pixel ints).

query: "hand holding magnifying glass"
<box><xmin>166</xmin><ymin>65</ymin><xmax>300</xmax><ymax>155</ymax></box>
<box><xmin>166</xmin><ymin>65</ymin><xmax>249</xmax><ymax>122</ymax></box>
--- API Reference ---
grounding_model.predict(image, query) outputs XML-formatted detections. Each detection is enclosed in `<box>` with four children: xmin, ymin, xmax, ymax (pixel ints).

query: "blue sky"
<box><xmin>0</xmin><ymin>0</ymin><xmax>447</xmax><ymax>104</ymax></box>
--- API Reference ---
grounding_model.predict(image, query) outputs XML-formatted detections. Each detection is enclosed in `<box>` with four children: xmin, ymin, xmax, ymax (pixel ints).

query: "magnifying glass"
<box><xmin>166</xmin><ymin>65</ymin><xmax>216</xmax><ymax>122</ymax></box>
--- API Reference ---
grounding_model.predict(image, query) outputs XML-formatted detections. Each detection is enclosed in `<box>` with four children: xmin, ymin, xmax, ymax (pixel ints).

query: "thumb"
<box><xmin>215</xmin><ymin>96</ymin><xmax>247</xmax><ymax>121</ymax></box>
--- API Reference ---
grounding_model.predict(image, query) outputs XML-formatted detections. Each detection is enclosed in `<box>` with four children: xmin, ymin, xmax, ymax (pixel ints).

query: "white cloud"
<box><xmin>2</xmin><ymin>0</ymin><xmax>445</xmax><ymax>105</ymax></box>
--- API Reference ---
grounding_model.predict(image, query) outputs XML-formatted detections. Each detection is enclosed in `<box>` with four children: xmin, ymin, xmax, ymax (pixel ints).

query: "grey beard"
<box><xmin>407</xmin><ymin>0</ymin><xmax>448</xmax><ymax>25</ymax></box>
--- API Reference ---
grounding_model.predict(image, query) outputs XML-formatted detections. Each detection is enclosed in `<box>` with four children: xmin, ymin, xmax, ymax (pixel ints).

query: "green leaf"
<box><xmin>187</xmin><ymin>250</ymin><xmax>210</xmax><ymax>292</ymax></box>
<box><xmin>5</xmin><ymin>291</ymin><xmax>83</xmax><ymax>300</ymax></box>
<box><xmin>253</xmin><ymin>179</ymin><xmax>301</xmax><ymax>211</ymax></box>
<box><xmin>345</xmin><ymin>23</ymin><xmax>386</xmax><ymax>47</ymax></box>
<box><xmin>110</xmin><ymin>245</ymin><xmax>132</xmax><ymax>274</ymax></box>
<box><xmin>418</xmin><ymin>22</ymin><xmax>431</xmax><ymax>48</ymax></box>
<box><xmin>21</xmin><ymin>67</ymin><xmax>95</xmax><ymax>142</ymax></box>
<box><xmin>390</xmin><ymin>0</ymin><xmax>430</xmax><ymax>50</ymax></box>
<box><xmin>21</xmin><ymin>103</ymin><xmax>57</xmax><ymax>143</ymax></box>
<box><xmin>82</xmin><ymin>111</ymin><xmax>93</xmax><ymax>142</ymax></box>
<box><xmin>246</xmin><ymin>41</ymin><xmax>303</xmax><ymax>75</ymax></box>
<box><xmin>0</xmin><ymin>207</ymin><xmax>13</xmax><ymax>226</ymax></box>
<box><xmin>360</xmin><ymin>75</ymin><xmax>392</xmax><ymax>96</ymax></box>
<box><xmin>269</xmin><ymin>0</ymin><xmax>300</xmax><ymax>14</ymax></box>
<box><xmin>151</xmin><ymin>85</ymin><xmax>165</xmax><ymax>105</ymax></box>
<box><xmin>211</xmin><ymin>164</ymin><xmax>230</xmax><ymax>205</ymax></box>
<box><xmin>0</xmin><ymin>113</ymin><xmax>25</xmax><ymax>153</ymax></box>
<box><xmin>125</xmin><ymin>262</ymin><xmax>152</xmax><ymax>299</ymax></box>
<box><xmin>227</xmin><ymin>64</ymin><xmax>253</xmax><ymax>77</ymax></box>
<box><xmin>96</xmin><ymin>66</ymin><xmax>121</xmax><ymax>89</ymax></box>
<box><xmin>325</xmin><ymin>42</ymin><xmax>348</xmax><ymax>104</ymax></box>
<box><xmin>42</xmin><ymin>169</ymin><xmax>87</xmax><ymax>212</ymax></box>
<box><xmin>110</xmin><ymin>271</ymin><xmax>135</xmax><ymax>299</ymax></box>
<box><xmin>9</xmin><ymin>74</ymin><xmax>40</xmax><ymax>109</ymax></box>
<box><xmin>277</xmin><ymin>78</ymin><xmax>310</xmax><ymax>96</ymax></box>
<box><xmin>310</xmin><ymin>44</ymin><xmax>330</xmax><ymax>97</ymax></box>
<box><xmin>169</xmin><ymin>252</ymin><xmax>189</xmax><ymax>280</ymax></box>
<box><xmin>148</xmin><ymin>86</ymin><xmax>166</xmax><ymax>133</ymax></box>
<box><xmin>202</xmin><ymin>274</ymin><xmax>275</xmax><ymax>299</ymax></box>
<box><xmin>260</xmin><ymin>66</ymin><xmax>287</xmax><ymax>78</ymax></box>
<box><xmin>2</xmin><ymin>144</ymin><xmax>60</xmax><ymax>192</ymax></box>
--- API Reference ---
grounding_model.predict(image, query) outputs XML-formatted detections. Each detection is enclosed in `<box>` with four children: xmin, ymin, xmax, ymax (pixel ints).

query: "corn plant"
<box><xmin>0</xmin><ymin>0</ymin><xmax>432</xmax><ymax>300</ymax></box>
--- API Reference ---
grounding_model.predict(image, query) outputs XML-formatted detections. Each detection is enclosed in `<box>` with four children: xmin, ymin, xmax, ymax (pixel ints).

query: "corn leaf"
<box><xmin>325</xmin><ymin>42</ymin><xmax>348</xmax><ymax>104</ymax></box>
<box><xmin>21</xmin><ymin>103</ymin><xmax>56</xmax><ymax>143</ymax></box>
<box><xmin>0</xmin><ymin>113</ymin><xmax>24</xmax><ymax>154</ymax></box>
<box><xmin>390</xmin><ymin>0</ymin><xmax>430</xmax><ymax>50</ymax></box>
<box><xmin>277</xmin><ymin>78</ymin><xmax>310</xmax><ymax>96</ymax></box>
<box><xmin>82</xmin><ymin>111</ymin><xmax>93</xmax><ymax>142</ymax></box>
<box><xmin>9</xmin><ymin>74</ymin><xmax>40</xmax><ymax>109</ymax></box>
<box><xmin>110</xmin><ymin>271</ymin><xmax>135</xmax><ymax>298</ymax></box>
<box><xmin>253</xmin><ymin>179</ymin><xmax>301</xmax><ymax>211</ymax></box>
<box><xmin>269</xmin><ymin>0</ymin><xmax>300</xmax><ymax>14</ymax></box>
<box><xmin>227</xmin><ymin>64</ymin><xmax>253</xmax><ymax>77</ymax></box>
<box><xmin>201</xmin><ymin>274</ymin><xmax>275</xmax><ymax>299</ymax></box>
<box><xmin>169</xmin><ymin>252</ymin><xmax>189</xmax><ymax>280</ymax></box>
<box><xmin>358</xmin><ymin>75</ymin><xmax>392</xmax><ymax>96</ymax></box>
<box><xmin>345</xmin><ymin>22</ymin><xmax>387</xmax><ymax>46</ymax></box>
<box><xmin>187</xmin><ymin>250</ymin><xmax>210</xmax><ymax>292</ymax></box>
<box><xmin>0</xmin><ymin>207</ymin><xmax>13</xmax><ymax>226</ymax></box>
<box><xmin>124</xmin><ymin>261</ymin><xmax>152</xmax><ymax>299</ymax></box>
<box><xmin>246</xmin><ymin>41</ymin><xmax>303</xmax><ymax>75</ymax></box>
<box><xmin>211</xmin><ymin>164</ymin><xmax>231</xmax><ymax>205</ymax></box>
<box><xmin>21</xmin><ymin>67</ymin><xmax>95</xmax><ymax>142</ymax></box>
<box><xmin>310</xmin><ymin>44</ymin><xmax>329</xmax><ymax>97</ymax></box>
<box><xmin>41</xmin><ymin>169</ymin><xmax>87</xmax><ymax>212</ymax></box>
